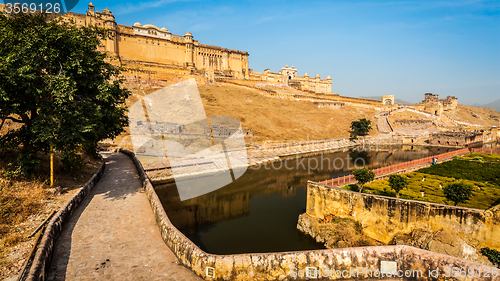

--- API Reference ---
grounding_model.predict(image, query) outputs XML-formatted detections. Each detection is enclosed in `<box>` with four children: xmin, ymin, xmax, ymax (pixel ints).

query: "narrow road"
<box><xmin>47</xmin><ymin>152</ymin><xmax>202</xmax><ymax>280</ymax></box>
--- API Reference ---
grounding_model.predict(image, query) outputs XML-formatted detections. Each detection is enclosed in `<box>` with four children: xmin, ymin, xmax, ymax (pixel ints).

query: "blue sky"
<box><xmin>70</xmin><ymin>0</ymin><xmax>500</xmax><ymax>105</ymax></box>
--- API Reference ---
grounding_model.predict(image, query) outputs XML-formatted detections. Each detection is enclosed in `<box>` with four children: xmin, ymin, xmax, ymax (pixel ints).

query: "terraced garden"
<box><xmin>357</xmin><ymin>154</ymin><xmax>500</xmax><ymax>210</ymax></box>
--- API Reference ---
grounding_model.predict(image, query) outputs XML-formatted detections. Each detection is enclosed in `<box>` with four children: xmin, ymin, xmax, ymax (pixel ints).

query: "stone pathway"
<box><xmin>47</xmin><ymin>152</ymin><xmax>202</xmax><ymax>280</ymax></box>
<box><xmin>376</xmin><ymin>115</ymin><xmax>393</xmax><ymax>134</ymax></box>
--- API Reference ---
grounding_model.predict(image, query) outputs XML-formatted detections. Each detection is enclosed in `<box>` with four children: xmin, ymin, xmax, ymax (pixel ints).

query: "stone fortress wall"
<box><xmin>429</xmin><ymin>127</ymin><xmax>498</xmax><ymax>147</ymax></box>
<box><xmin>305</xmin><ymin>181</ymin><xmax>500</xmax><ymax>251</ymax></box>
<box><xmin>62</xmin><ymin>3</ymin><xmax>250</xmax><ymax>78</ymax></box>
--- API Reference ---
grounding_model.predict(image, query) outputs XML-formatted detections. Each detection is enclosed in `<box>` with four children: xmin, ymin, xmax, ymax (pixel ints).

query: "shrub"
<box><xmin>480</xmin><ymin>248</ymin><xmax>500</xmax><ymax>267</ymax></box>
<box><xmin>350</xmin><ymin>118</ymin><xmax>372</xmax><ymax>136</ymax></box>
<box><xmin>353</xmin><ymin>168</ymin><xmax>375</xmax><ymax>193</ymax></box>
<box><xmin>443</xmin><ymin>182</ymin><xmax>473</xmax><ymax>206</ymax></box>
<box><xmin>388</xmin><ymin>174</ymin><xmax>409</xmax><ymax>198</ymax></box>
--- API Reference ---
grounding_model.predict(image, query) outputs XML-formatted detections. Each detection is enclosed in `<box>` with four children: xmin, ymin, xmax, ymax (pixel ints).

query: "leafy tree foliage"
<box><xmin>350</xmin><ymin>118</ymin><xmax>372</xmax><ymax>136</ymax></box>
<box><xmin>480</xmin><ymin>247</ymin><xmax>500</xmax><ymax>267</ymax></box>
<box><xmin>353</xmin><ymin>167</ymin><xmax>375</xmax><ymax>193</ymax></box>
<box><xmin>0</xmin><ymin>12</ymin><xmax>129</xmax><ymax>174</ymax></box>
<box><xmin>443</xmin><ymin>182</ymin><xmax>473</xmax><ymax>206</ymax></box>
<box><xmin>388</xmin><ymin>174</ymin><xmax>408</xmax><ymax>198</ymax></box>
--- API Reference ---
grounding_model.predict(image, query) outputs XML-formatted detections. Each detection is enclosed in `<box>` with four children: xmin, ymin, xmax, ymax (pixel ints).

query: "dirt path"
<box><xmin>47</xmin><ymin>152</ymin><xmax>202</xmax><ymax>280</ymax></box>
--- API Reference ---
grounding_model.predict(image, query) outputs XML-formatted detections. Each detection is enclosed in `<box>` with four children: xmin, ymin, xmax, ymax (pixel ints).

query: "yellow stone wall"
<box><xmin>62</xmin><ymin>4</ymin><xmax>249</xmax><ymax>77</ymax></box>
<box><xmin>306</xmin><ymin>182</ymin><xmax>500</xmax><ymax>250</ymax></box>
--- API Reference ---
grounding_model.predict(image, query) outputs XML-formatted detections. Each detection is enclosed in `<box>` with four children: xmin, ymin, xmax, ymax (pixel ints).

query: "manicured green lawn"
<box><xmin>459</xmin><ymin>153</ymin><xmax>500</xmax><ymax>163</ymax></box>
<box><xmin>358</xmin><ymin>156</ymin><xmax>500</xmax><ymax>210</ymax></box>
<box><xmin>418</xmin><ymin>158</ymin><xmax>500</xmax><ymax>185</ymax></box>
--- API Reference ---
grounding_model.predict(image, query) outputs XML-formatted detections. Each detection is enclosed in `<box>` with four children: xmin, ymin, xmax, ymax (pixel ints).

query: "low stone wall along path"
<box><xmin>47</xmin><ymin>152</ymin><xmax>202</xmax><ymax>280</ymax></box>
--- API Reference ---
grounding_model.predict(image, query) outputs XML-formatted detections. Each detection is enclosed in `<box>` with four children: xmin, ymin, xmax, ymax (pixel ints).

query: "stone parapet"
<box><xmin>121</xmin><ymin>147</ymin><xmax>500</xmax><ymax>280</ymax></box>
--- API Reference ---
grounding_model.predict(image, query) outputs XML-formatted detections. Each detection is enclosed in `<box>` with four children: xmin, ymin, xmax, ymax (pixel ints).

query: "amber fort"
<box><xmin>0</xmin><ymin>3</ymin><xmax>337</xmax><ymax>94</ymax></box>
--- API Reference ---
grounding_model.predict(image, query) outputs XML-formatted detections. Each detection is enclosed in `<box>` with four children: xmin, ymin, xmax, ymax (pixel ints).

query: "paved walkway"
<box><xmin>47</xmin><ymin>152</ymin><xmax>202</xmax><ymax>280</ymax></box>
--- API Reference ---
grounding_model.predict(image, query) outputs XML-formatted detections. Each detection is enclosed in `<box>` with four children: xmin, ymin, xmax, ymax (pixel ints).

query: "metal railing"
<box><xmin>319</xmin><ymin>148</ymin><xmax>470</xmax><ymax>188</ymax></box>
<box><xmin>470</xmin><ymin>148</ymin><xmax>500</xmax><ymax>155</ymax></box>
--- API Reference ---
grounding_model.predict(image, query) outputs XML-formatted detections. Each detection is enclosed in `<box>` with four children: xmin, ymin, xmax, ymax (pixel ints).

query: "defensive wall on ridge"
<box><xmin>218</xmin><ymin>79</ymin><xmax>395</xmax><ymax>108</ymax></box>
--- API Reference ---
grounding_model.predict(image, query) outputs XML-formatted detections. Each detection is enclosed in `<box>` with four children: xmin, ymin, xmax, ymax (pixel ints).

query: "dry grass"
<box><xmin>0</xmin><ymin>177</ymin><xmax>48</xmax><ymax>244</ymax></box>
<box><xmin>111</xmin><ymin>78</ymin><xmax>499</xmax><ymax>149</ymax></box>
<box><xmin>0</xmin><ymin>149</ymin><xmax>101</xmax><ymax>279</ymax></box>
<box><xmin>199</xmin><ymin>83</ymin><xmax>379</xmax><ymax>143</ymax></box>
<box><xmin>447</xmin><ymin>105</ymin><xmax>500</xmax><ymax>128</ymax></box>
<box><xmin>111</xmin><ymin>81</ymin><xmax>380</xmax><ymax>149</ymax></box>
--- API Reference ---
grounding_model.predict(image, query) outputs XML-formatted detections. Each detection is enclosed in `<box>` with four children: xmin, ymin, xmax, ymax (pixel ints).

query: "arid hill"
<box><xmin>114</xmin><ymin>79</ymin><xmax>499</xmax><ymax>148</ymax></box>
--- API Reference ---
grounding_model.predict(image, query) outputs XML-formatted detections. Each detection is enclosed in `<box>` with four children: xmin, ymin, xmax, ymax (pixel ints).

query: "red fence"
<box><xmin>470</xmin><ymin>148</ymin><xmax>500</xmax><ymax>155</ymax></box>
<box><xmin>319</xmin><ymin>148</ymin><xmax>470</xmax><ymax>188</ymax></box>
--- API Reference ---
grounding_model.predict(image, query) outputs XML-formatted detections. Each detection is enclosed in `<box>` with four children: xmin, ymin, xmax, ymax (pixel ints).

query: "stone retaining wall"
<box><xmin>26</xmin><ymin>158</ymin><xmax>106</xmax><ymax>281</ymax></box>
<box><xmin>306</xmin><ymin>182</ymin><xmax>500</xmax><ymax>250</ymax></box>
<box><xmin>121</xmin><ymin>148</ymin><xmax>500</xmax><ymax>280</ymax></box>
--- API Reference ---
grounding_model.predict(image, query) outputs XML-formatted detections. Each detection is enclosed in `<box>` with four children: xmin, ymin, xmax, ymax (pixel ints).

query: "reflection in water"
<box><xmin>156</xmin><ymin>145</ymin><xmax>459</xmax><ymax>254</ymax></box>
<box><xmin>477</xmin><ymin>142</ymin><xmax>500</xmax><ymax>150</ymax></box>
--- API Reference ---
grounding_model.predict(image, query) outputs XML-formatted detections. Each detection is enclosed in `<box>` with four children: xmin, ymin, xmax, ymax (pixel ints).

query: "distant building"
<box><xmin>422</xmin><ymin>93</ymin><xmax>458</xmax><ymax>116</ymax></box>
<box><xmin>429</xmin><ymin>127</ymin><xmax>498</xmax><ymax>147</ymax></box>
<box><xmin>249</xmin><ymin>66</ymin><xmax>332</xmax><ymax>94</ymax></box>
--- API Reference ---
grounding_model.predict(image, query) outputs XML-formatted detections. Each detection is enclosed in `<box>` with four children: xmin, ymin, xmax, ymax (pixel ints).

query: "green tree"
<box><xmin>443</xmin><ymin>182</ymin><xmax>473</xmax><ymax>206</ymax></box>
<box><xmin>388</xmin><ymin>174</ymin><xmax>408</xmax><ymax>198</ymax></box>
<box><xmin>353</xmin><ymin>167</ymin><xmax>375</xmax><ymax>193</ymax></box>
<box><xmin>350</xmin><ymin>118</ymin><xmax>372</xmax><ymax>136</ymax></box>
<box><xmin>0</xmin><ymin>12</ymin><xmax>129</xmax><ymax>174</ymax></box>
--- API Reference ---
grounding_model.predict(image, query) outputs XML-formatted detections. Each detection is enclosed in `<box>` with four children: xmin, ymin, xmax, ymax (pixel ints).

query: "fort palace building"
<box><xmin>62</xmin><ymin>3</ymin><xmax>250</xmax><ymax>78</ymax></box>
<box><xmin>0</xmin><ymin>3</ymin><xmax>334</xmax><ymax>94</ymax></box>
<box><xmin>66</xmin><ymin>3</ymin><xmax>333</xmax><ymax>94</ymax></box>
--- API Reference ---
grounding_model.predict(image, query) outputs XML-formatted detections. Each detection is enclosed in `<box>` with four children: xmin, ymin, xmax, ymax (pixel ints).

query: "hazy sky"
<box><xmin>70</xmin><ymin>0</ymin><xmax>500</xmax><ymax>105</ymax></box>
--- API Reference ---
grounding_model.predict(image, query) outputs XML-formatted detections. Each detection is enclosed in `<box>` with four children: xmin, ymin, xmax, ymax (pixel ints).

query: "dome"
<box><xmin>142</xmin><ymin>24</ymin><xmax>161</xmax><ymax>31</ymax></box>
<box><xmin>101</xmin><ymin>7</ymin><xmax>112</xmax><ymax>14</ymax></box>
<box><xmin>185</xmin><ymin>31</ymin><xmax>193</xmax><ymax>37</ymax></box>
<box><xmin>89</xmin><ymin>2</ymin><xmax>94</xmax><ymax>7</ymax></box>
<box><xmin>133</xmin><ymin>22</ymin><xmax>142</xmax><ymax>27</ymax></box>
<box><xmin>304</xmin><ymin>73</ymin><xmax>309</xmax><ymax>77</ymax></box>
<box><xmin>161</xmin><ymin>27</ymin><xmax>170</xmax><ymax>33</ymax></box>
<box><xmin>326</xmin><ymin>76</ymin><xmax>331</xmax><ymax>79</ymax></box>
<box><xmin>315</xmin><ymin>74</ymin><xmax>320</xmax><ymax>79</ymax></box>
